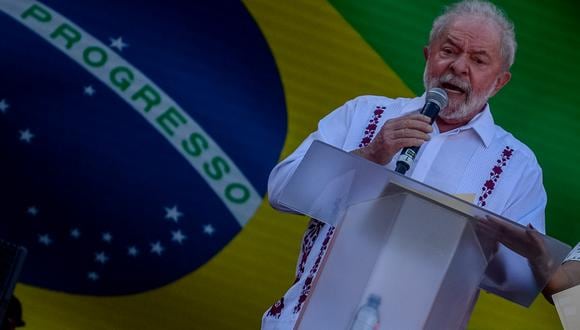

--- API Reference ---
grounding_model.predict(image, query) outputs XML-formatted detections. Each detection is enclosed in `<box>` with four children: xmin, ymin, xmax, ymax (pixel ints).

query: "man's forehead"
<box><xmin>439</xmin><ymin>16</ymin><xmax>501</xmax><ymax>52</ymax></box>
<box><xmin>445</xmin><ymin>34</ymin><xmax>496</xmax><ymax>55</ymax></box>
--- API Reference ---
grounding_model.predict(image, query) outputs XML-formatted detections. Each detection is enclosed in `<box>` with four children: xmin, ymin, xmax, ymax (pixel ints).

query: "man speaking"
<box><xmin>263</xmin><ymin>0</ymin><xmax>546</xmax><ymax>328</ymax></box>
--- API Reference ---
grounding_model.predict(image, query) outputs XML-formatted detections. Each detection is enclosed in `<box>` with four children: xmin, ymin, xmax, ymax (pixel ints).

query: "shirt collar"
<box><xmin>455</xmin><ymin>104</ymin><xmax>495</xmax><ymax>148</ymax></box>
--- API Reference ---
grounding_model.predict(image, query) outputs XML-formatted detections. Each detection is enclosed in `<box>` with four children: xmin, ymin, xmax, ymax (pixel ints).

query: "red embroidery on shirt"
<box><xmin>293</xmin><ymin>226</ymin><xmax>335</xmax><ymax>314</ymax></box>
<box><xmin>478</xmin><ymin>146</ymin><xmax>513</xmax><ymax>207</ymax></box>
<box><xmin>265</xmin><ymin>221</ymin><xmax>325</xmax><ymax>320</ymax></box>
<box><xmin>266</xmin><ymin>297</ymin><xmax>285</xmax><ymax>319</ymax></box>
<box><xmin>294</xmin><ymin>219</ymin><xmax>325</xmax><ymax>283</ymax></box>
<box><xmin>358</xmin><ymin>106</ymin><xmax>385</xmax><ymax>148</ymax></box>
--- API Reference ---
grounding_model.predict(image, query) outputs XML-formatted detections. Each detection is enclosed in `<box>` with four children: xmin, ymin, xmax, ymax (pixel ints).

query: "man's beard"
<box><xmin>423</xmin><ymin>68</ymin><xmax>496</xmax><ymax>123</ymax></box>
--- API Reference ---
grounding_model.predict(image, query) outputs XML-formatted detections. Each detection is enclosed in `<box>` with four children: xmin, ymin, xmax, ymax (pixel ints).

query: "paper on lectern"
<box><xmin>554</xmin><ymin>284</ymin><xmax>580</xmax><ymax>329</ymax></box>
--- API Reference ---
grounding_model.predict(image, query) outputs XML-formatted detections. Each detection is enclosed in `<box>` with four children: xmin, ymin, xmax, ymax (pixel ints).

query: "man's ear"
<box><xmin>423</xmin><ymin>46</ymin><xmax>429</xmax><ymax>60</ymax></box>
<box><xmin>490</xmin><ymin>71</ymin><xmax>512</xmax><ymax>97</ymax></box>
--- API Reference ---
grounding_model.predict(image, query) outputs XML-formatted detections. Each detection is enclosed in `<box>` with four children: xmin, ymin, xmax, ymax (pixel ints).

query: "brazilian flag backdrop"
<box><xmin>0</xmin><ymin>0</ymin><xmax>578</xmax><ymax>329</ymax></box>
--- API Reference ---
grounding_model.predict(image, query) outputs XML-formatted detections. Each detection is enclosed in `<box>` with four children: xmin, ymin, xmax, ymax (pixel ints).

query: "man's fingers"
<box><xmin>392</xmin><ymin>128</ymin><xmax>431</xmax><ymax>141</ymax></box>
<box><xmin>365</xmin><ymin>113</ymin><xmax>434</xmax><ymax>163</ymax></box>
<box><xmin>387</xmin><ymin>117</ymin><xmax>433</xmax><ymax>133</ymax></box>
<box><xmin>526</xmin><ymin>228</ymin><xmax>546</xmax><ymax>247</ymax></box>
<box><xmin>393</xmin><ymin>138</ymin><xmax>426</xmax><ymax>149</ymax></box>
<box><xmin>403</xmin><ymin>113</ymin><xmax>431</xmax><ymax>122</ymax></box>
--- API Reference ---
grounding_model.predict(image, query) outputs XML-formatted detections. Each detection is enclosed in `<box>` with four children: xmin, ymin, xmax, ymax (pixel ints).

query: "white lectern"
<box><xmin>278</xmin><ymin>141</ymin><xmax>571</xmax><ymax>330</ymax></box>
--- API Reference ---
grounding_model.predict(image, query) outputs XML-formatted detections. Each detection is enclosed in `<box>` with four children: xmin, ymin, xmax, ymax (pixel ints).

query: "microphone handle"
<box><xmin>395</xmin><ymin>146</ymin><xmax>419</xmax><ymax>174</ymax></box>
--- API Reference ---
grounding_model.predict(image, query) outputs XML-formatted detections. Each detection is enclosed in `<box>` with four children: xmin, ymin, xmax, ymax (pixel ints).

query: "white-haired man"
<box><xmin>262</xmin><ymin>1</ymin><xmax>546</xmax><ymax>328</ymax></box>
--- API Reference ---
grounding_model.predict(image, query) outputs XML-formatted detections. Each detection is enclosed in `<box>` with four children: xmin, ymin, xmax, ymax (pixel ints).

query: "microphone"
<box><xmin>395</xmin><ymin>88</ymin><xmax>448</xmax><ymax>175</ymax></box>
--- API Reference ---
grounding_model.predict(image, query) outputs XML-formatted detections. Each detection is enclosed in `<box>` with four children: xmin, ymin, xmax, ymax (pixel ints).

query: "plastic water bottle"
<box><xmin>350</xmin><ymin>294</ymin><xmax>381</xmax><ymax>330</ymax></box>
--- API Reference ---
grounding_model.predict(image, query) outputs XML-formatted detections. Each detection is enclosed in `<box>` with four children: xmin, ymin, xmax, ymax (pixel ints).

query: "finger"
<box><xmin>393</xmin><ymin>138</ymin><xmax>427</xmax><ymax>149</ymax></box>
<box><xmin>475</xmin><ymin>222</ymin><xmax>499</xmax><ymax>237</ymax></box>
<box><xmin>388</xmin><ymin>114</ymin><xmax>432</xmax><ymax>126</ymax></box>
<box><xmin>399</xmin><ymin>112</ymin><xmax>431</xmax><ymax>122</ymax></box>
<box><xmin>478</xmin><ymin>216</ymin><xmax>501</xmax><ymax>231</ymax></box>
<box><xmin>526</xmin><ymin>228</ymin><xmax>545</xmax><ymax>245</ymax></box>
<box><xmin>392</xmin><ymin>128</ymin><xmax>431</xmax><ymax>141</ymax></box>
<box><xmin>388</xmin><ymin>118</ymin><xmax>433</xmax><ymax>133</ymax></box>
<box><xmin>384</xmin><ymin>113</ymin><xmax>431</xmax><ymax>126</ymax></box>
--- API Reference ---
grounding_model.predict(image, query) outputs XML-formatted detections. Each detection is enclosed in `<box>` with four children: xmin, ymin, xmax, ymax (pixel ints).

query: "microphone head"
<box><xmin>427</xmin><ymin>88</ymin><xmax>448</xmax><ymax>110</ymax></box>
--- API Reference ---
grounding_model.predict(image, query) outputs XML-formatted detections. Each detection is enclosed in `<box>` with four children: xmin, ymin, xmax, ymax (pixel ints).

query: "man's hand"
<box><xmin>476</xmin><ymin>215</ymin><xmax>554</xmax><ymax>286</ymax></box>
<box><xmin>352</xmin><ymin>113</ymin><xmax>433</xmax><ymax>165</ymax></box>
<box><xmin>477</xmin><ymin>216</ymin><xmax>548</xmax><ymax>263</ymax></box>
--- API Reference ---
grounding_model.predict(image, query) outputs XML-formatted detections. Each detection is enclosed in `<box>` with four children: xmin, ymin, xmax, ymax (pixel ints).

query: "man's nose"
<box><xmin>450</xmin><ymin>54</ymin><xmax>469</xmax><ymax>76</ymax></box>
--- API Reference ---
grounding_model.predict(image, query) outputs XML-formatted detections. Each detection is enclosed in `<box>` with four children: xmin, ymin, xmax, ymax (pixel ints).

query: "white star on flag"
<box><xmin>70</xmin><ymin>228</ymin><xmax>81</xmax><ymax>239</ymax></box>
<box><xmin>83</xmin><ymin>85</ymin><xmax>96</xmax><ymax>96</ymax></box>
<box><xmin>26</xmin><ymin>206</ymin><xmax>39</xmax><ymax>216</ymax></box>
<box><xmin>150</xmin><ymin>241</ymin><xmax>164</xmax><ymax>255</ymax></box>
<box><xmin>203</xmin><ymin>224</ymin><xmax>215</xmax><ymax>236</ymax></box>
<box><xmin>0</xmin><ymin>99</ymin><xmax>9</xmax><ymax>113</ymax></box>
<box><xmin>87</xmin><ymin>272</ymin><xmax>99</xmax><ymax>281</ymax></box>
<box><xmin>164</xmin><ymin>205</ymin><xmax>183</xmax><ymax>223</ymax></box>
<box><xmin>171</xmin><ymin>230</ymin><xmax>187</xmax><ymax>244</ymax></box>
<box><xmin>95</xmin><ymin>251</ymin><xmax>109</xmax><ymax>264</ymax></box>
<box><xmin>38</xmin><ymin>234</ymin><xmax>52</xmax><ymax>246</ymax></box>
<box><xmin>19</xmin><ymin>129</ymin><xmax>35</xmax><ymax>143</ymax></box>
<box><xmin>109</xmin><ymin>36</ymin><xmax>129</xmax><ymax>51</ymax></box>
<box><xmin>127</xmin><ymin>246</ymin><xmax>139</xmax><ymax>257</ymax></box>
<box><xmin>102</xmin><ymin>232</ymin><xmax>113</xmax><ymax>243</ymax></box>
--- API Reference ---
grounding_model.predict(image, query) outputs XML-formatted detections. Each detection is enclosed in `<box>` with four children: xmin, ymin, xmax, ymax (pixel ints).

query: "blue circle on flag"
<box><xmin>0</xmin><ymin>1</ymin><xmax>286</xmax><ymax>295</ymax></box>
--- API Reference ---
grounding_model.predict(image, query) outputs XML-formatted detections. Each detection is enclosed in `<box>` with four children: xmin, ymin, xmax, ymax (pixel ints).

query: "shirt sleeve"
<box><xmin>501</xmin><ymin>157</ymin><xmax>547</xmax><ymax>233</ymax></box>
<box><xmin>267</xmin><ymin>97</ymin><xmax>359</xmax><ymax>213</ymax></box>
<box><xmin>564</xmin><ymin>243</ymin><xmax>580</xmax><ymax>263</ymax></box>
<box><xmin>480</xmin><ymin>152</ymin><xmax>548</xmax><ymax>305</ymax></box>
